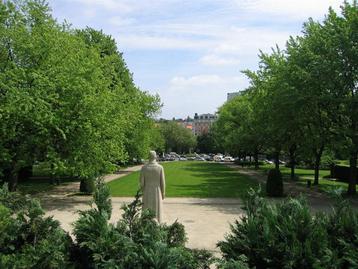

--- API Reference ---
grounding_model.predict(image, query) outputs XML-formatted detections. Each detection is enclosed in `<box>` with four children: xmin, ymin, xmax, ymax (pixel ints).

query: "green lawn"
<box><xmin>108</xmin><ymin>161</ymin><xmax>258</xmax><ymax>198</ymax></box>
<box><xmin>257</xmin><ymin>163</ymin><xmax>348</xmax><ymax>193</ymax></box>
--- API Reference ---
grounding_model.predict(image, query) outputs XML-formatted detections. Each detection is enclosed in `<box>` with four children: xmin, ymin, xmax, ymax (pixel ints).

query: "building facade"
<box><xmin>192</xmin><ymin>113</ymin><xmax>217</xmax><ymax>136</ymax></box>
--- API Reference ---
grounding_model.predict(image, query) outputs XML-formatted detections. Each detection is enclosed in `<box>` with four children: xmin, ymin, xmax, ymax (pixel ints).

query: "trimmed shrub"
<box><xmin>266</xmin><ymin>169</ymin><xmax>283</xmax><ymax>197</ymax></box>
<box><xmin>79</xmin><ymin>177</ymin><xmax>95</xmax><ymax>193</ymax></box>
<box><xmin>218</xmin><ymin>188</ymin><xmax>358</xmax><ymax>269</ymax></box>
<box><xmin>330</xmin><ymin>165</ymin><xmax>357</xmax><ymax>183</ymax></box>
<box><xmin>0</xmin><ymin>184</ymin><xmax>73</xmax><ymax>268</ymax></box>
<box><xmin>73</xmin><ymin>181</ymin><xmax>215</xmax><ymax>268</ymax></box>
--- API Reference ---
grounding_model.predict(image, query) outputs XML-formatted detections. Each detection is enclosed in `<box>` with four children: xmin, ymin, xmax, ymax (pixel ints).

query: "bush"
<box><xmin>266</xmin><ymin>169</ymin><xmax>283</xmax><ymax>197</ymax></box>
<box><xmin>330</xmin><ymin>165</ymin><xmax>358</xmax><ymax>183</ymax></box>
<box><xmin>0</xmin><ymin>184</ymin><xmax>73</xmax><ymax>268</ymax></box>
<box><xmin>73</xmin><ymin>181</ymin><xmax>214</xmax><ymax>268</ymax></box>
<box><xmin>218</xmin><ymin>188</ymin><xmax>358</xmax><ymax>269</ymax></box>
<box><xmin>79</xmin><ymin>177</ymin><xmax>95</xmax><ymax>193</ymax></box>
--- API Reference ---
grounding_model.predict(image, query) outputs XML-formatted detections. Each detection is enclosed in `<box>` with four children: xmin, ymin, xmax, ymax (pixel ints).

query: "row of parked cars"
<box><xmin>159</xmin><ymin>153</ymin><xmax>236</xmax><ymax>162</ymax></box>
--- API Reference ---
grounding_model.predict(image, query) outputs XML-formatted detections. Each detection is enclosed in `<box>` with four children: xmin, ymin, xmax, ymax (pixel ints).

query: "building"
<box><xmin>227</xmin><ymin>91</ymin><xmax>240</xmax><ymax>101</ymax></box>
<box><xmin>193</xmin><ymin>113</ymin><xmax>217</xmax><ymax>136</ymax></box>
<box><xmin>176</xmin><ymin>117</ymin><xmax>194</xmax><ymax>131</ymax></box>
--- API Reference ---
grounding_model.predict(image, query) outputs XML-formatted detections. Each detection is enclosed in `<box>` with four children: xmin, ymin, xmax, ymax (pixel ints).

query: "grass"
<box><xmin>256</xmin><ymin>163</ymin><xmax>348</xmax><ymax>193</ymax></box>
<box><xmin>108</xmin><ymin>161</ymin><xmax>258</xmax><ymax>198</ymax></box>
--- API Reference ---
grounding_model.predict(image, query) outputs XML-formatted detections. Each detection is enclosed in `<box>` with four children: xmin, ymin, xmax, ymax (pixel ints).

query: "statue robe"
<box><xmin>139</xmin><ymin>161</ymin><xmax>165</xmax><ymax>223</ymax></box>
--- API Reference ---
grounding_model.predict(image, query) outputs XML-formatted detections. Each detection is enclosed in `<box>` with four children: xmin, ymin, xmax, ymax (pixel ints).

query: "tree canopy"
<box><xmin>0</xmin><ymin>0</ymin><xmax>161</xmax><ymax>190</ymax></box>
<box><xmin>214</xmin><ymin>1</ymin><xmax>358</xmax><ymax>195</ymax></box>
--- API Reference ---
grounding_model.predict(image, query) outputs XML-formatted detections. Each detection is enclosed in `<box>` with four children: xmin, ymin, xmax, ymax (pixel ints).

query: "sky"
<box><xmin>47</xmin><ymin>0</ymin><xmax>343</xmax><ymax>119</ymax></box>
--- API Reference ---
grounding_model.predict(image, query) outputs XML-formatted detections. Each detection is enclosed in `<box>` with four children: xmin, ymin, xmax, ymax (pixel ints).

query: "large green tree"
<box><xmin>0</xmin><ymin>0</ymin><xmax>160</xmax><ymax>191</ymax></box>
<box><xmin>159</xmin><ymin>121</ymin><xmax>197</xmax><ymax>154</ymax></box>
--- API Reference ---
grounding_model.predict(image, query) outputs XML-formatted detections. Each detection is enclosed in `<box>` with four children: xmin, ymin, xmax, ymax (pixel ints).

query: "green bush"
<box><xmin>79</xmin><ymin>177</ymin><xmax>95</xmax><ymax>193</ymax></box>
<box><xmin>73</xmin><ymin>181</ymin><xmax>214</xmax><ymax>268</ymax></box>
<box><xmin>218</xmin><ymin>188</ymin><xmax>358</xmax><ymax>269</ymax></box>
<box><xmin>266</xmin><ymin>169</ymin><xmax>283</xmax><ymax>197</ymax></box>
<box><xmin>217</xmin><ymin>258</ymin><xmax>249</xmax><ymax>269</ymax></box>
<box><xmin>0</xmin><ymin>184</ymin><xmax>73</xmax><ymax>268</ymax></box>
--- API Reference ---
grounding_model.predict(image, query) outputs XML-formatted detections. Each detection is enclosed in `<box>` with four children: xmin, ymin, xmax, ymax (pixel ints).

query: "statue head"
<box><xmin>149</xmin><ymin>150</ymin><xmax>157</xmax><ymax>162</ymax></box>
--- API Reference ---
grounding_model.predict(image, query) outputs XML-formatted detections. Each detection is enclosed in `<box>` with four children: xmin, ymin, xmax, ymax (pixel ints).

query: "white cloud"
<box><xmin>117</xmin><ymin>35</ymin><xmax>216</xmax><ymax>50</ymax></box>
<box><xmin>82</xmin><ymin>8</ymin><xmax>97</xmax><ymax>19</ymax></box>
<box><xmin>160</xmin><ymin>74</ymin><xmax>248</xmax><ymax>118</ymax></box>
<box><xmin>53</xmin><ymin>0</ymin><xmax>343</xmax><ymax>118</ymax></box>
<box><xmin>108</xmin><ymin>16</ymin><xmax>136</xmax><ymax>27</ymax></box>
<box><xmin>200</xmin><ymin>54</ymin><xmax>240</xmax><ymax>66</ymax></box>
<box><xmin>71</xmin><ymin>0</ymin><xmax>133</xmax><ymax>13</ymax></box>
<box><xmin>235</xmin><ymin>0</ymin><xmax>341</xmax><ymax>20</ymax></box>
<box><xmin>169</xmin><ymin>74</ymin><xmax>246</xmax><ymax>90</ymax></box>
<box><xmin>170</xmin><ymin>75</ymin><xmax>223</xmax><ymax>87</ymax></box>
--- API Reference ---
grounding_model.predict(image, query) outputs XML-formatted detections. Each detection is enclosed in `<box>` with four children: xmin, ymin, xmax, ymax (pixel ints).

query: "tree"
<box><xmin>215</xmin><ymin>93</ymin><xmax>264</xmax><ymax>168</ymax></box>
<box><xmin>286</xmin><ymin>1</ymin><xmax>357</xmax><ymax>191</ymax></box>
<box><xmin>321</xmin><ymin>1</ymin><xmax>358</xmax><ymax>194</ymax></box>
<box><xmin>196</xmin><ymin>132</ymin><xmax>219</xmax><ymax>154</ymax></box>
<box><xmin>0</xmin><ymin>0</ymin><xmax>161</xmax><ymax>190</ymax></box>
<box><xmin>159</xmin><ymin>121</ymin><xmax>197</xmax><ymax>154</ymax></box>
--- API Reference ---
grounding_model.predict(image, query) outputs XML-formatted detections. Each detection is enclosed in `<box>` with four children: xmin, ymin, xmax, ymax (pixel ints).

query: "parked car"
<box><xmin>179</xmin><ymin>157</ymin><xmax>187</xmax><ymax>161</ymax></box>
<box><xmin>204</xmin><ymin>155</ymin><xmax>213</xmax><ymax>161</ymax></box>
<box><xmin>264</xmin><ymin>159</ymin><xmax>274</xmax><ymax>164</ymax></box>
<box><xmin>224</xmin><ymin>156</ymin><xmax>235</xmax><ymax>162</ymax></box>
<box><xmin>214</xmin><ymin>155</ymin><xmax>224</xmax><ymax>162</ymax></box>
<box><xmin>195</xmin><ymin>156</ymin><xmax>205</xmax><ymax>161</ymax></box>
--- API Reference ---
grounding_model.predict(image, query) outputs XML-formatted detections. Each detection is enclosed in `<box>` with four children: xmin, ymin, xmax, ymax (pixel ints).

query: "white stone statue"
<box><xmin>139</xmin><ymin>150</ymin><xmax>166</xmax><ymax>223</ymax></box>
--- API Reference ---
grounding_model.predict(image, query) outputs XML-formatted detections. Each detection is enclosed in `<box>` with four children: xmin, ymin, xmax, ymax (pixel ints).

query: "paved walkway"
<box><xmin>43</xmin><ymin>196</ymin><xmax>243</xmax><ymax>253</ymax></box>
<box><xmin>40</xmin><ymin>163</ymin><xmax>243</xmax><ymax>252</ymax></box>
<box><xmin>40</xmin><ymin>162</ymin><xmax>357</xmax><ymax>254</ymax></box>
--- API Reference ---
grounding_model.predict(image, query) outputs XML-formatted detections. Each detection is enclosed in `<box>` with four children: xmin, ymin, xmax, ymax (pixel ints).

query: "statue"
<box><xmin>139</xmin><ymin>150</ymin><xmax>166</xmax><ymax>223</ymax></box>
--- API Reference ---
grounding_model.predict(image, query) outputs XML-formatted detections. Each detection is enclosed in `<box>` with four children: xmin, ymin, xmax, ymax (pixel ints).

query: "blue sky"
<box><xmin>48</xmin><ymin>0</ymin><xmax>343</xmax><ymax>119</ymax></box>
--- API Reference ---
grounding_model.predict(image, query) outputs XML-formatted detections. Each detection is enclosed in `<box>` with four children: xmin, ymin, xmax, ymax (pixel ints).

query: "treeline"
<box><xmin>156</xmin><ymin>120</ymin><xmax>197</xmax><ymax>154</ymax></box>
<box><xmin>0</xmin><ymin>0</ymin><xmax>161</xmax><ymax>191</ymax></box>
<box><xmin>214</xmin><ymin>1</ymin><xmax>358</xmax><ymax>195</ymax></box>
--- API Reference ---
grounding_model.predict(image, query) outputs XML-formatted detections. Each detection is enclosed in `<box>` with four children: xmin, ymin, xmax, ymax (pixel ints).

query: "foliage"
<box><xmin>214</xmin><ymin>1</ymin><xmax>358</xmax><ymax>194</ymax></box>
<box><xmin>266</xmin><ymin>169</ymin><xmax>284</xmax><ymax>197</ymax></box>
<box><xmin>73</xmin><ymin>181</ymin><xmax>214</xmax><ymax>268</ymax></box>
<box><xmin>216</xmin><ymin>257</ymin><xmax>249</xmax><ymax>269</ymax></box>
<box><xmin>326</xmin><ymin>198</ymin><xmax>358</xmax><ymax>269</ymax></box>
<box><xmin>218</xmin><ymin>188</ymin><xmax>358</xmax><ymax>269</ymax></box>
<box><xmin>196</xmin><ymin>132</ymin><xmax>220</xmax><ymax>154</ymax></box>
<box><xmin>0</xmin><ymin>0</ymin><xmax>160</xmax><ymax>191</ymax></box>
<box><xmin>214</xmin><ymin>94</ymin><xmax>264</xmax><ymax>164</ymax></box>
<box><xmin>159</xmin><ymin>121</ymin><xmax>197</xmax><ymax>153</ymax></box>
<box><xmin>79</xmin><ymin>177</ymin><xmax>96</xmax><ymax>194</ymax></box>
<box><xmin>0</xmin><ymin>184</ymin><xmax>73</xmax><ymax>268</ymax></box>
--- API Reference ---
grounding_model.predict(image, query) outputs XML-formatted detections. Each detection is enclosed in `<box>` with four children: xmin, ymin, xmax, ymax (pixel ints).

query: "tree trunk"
<box><xmin>9</xmin><ymin>169</ymin><xmax>19</xmax><ymax>192</ymax></box>
<box><xmin>313</xmin><ymin>145</ymin><xmax>324</xmax><ymax>185</ymax></box>
<box><xmin>347</xmin><ymin>151</ymin><xmax>357</xmax><ymax>195</ymax></box>
<box><xmin>289</xmin><ymin>145</ymin><xmax>296</xmax><ymax>180</ymax></box>
<box><xmin>254</xmin><ymin>149</ymin><xmax>259</xmax><ymax>169</ymax></box>
<box><xmin>274</xmin><ymin>151</ymin><xmax>280</xmax><ymax>170</ymax></box>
